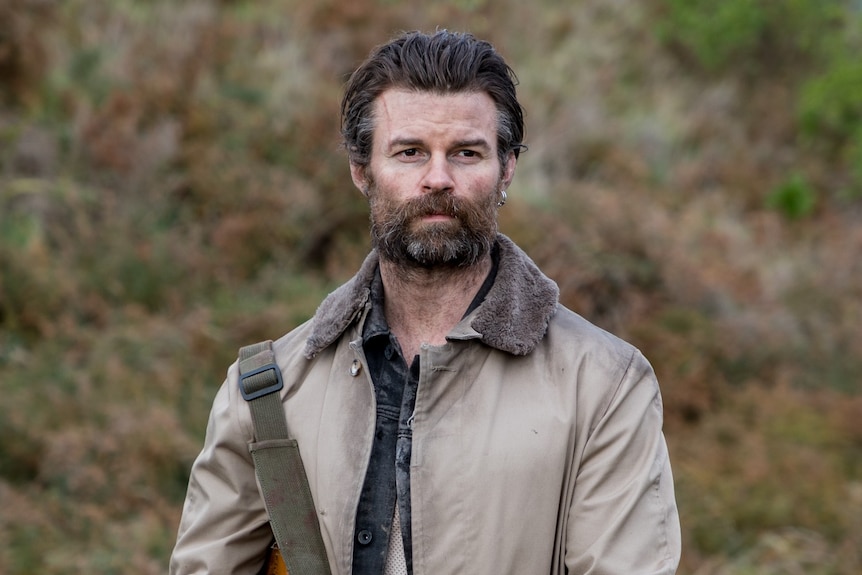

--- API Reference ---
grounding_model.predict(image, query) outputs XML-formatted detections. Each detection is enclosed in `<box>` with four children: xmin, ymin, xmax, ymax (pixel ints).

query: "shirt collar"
<box><xmin>361</xmin><ymin>243</ymin><xmax>500</xmax><ymax>344</ymax></box>
<box><xmin>362</xmin><ymin>267</ymin><xmax>390</xmax><ymax>342</ymax></box>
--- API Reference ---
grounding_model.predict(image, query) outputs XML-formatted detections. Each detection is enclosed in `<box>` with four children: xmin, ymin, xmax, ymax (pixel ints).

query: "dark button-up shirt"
<box><xmin>351</xmin><ymin>247</ymin><xmax>499</xmax><ymax>575</ymax></box>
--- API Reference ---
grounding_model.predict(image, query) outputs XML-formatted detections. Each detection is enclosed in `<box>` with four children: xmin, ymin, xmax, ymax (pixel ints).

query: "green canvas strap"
<box><xmin>239</xmin><ymin>340</ymin><xmax>331</xmax><ymax>575</ymax></box>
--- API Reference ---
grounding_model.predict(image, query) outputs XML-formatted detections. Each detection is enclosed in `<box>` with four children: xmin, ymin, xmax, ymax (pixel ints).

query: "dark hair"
<box><xmin>341</xmin><ymin>30</ymin><xmax>526</xmax><ymax>168</ymax></box>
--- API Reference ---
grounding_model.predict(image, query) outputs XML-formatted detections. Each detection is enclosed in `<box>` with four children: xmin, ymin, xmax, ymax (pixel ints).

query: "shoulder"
<box><xmin>545</xmin><ymin>304</ymin><xmax>641</xmax><ymax>369</ymax></box>
<box><xmin>272</xmin><ymin>318</ymin><xmax>316</xmax><ymax>364</ymax></box>
<box><xmin>542</xmin><ymin>304</ymin><xmax>658</xmax><ymax>424</ymax></box>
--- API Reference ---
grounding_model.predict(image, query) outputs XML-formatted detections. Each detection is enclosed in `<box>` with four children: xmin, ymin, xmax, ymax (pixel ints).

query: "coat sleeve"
<box><xmin>565</xmin><ymin>349</ymin><xmax>681</xmax><ymax>574</ymax></box>
<box><xmin>169</xmin><ymin>363</ymin><xmax>273</xmax><ymax>575</ymax></box>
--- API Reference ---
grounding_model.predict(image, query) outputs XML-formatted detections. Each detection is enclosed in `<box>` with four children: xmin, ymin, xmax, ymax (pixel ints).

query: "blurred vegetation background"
<box><xmin>1</xmin><ymin>0</ymin><xmax>861</xmax><ymax>573</ymax></box>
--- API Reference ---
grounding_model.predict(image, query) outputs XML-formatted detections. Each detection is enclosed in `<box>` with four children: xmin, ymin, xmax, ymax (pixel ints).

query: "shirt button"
<box><xmin>357</xmin><ymin>529</ymin><xmax>373</xmax><ymax>545</ymax></box>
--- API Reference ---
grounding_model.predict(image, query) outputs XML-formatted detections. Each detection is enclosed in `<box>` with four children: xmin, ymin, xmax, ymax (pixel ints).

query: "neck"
<box><xmin>379</xmin><ymin>255</ymin><xmax>492</xmax><ymax>359</ymax></box>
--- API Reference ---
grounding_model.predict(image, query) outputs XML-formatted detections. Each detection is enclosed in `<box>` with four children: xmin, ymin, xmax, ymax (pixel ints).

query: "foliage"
<box><xmin>1</xmin><ymin>1</ymin><xmax>861</xmax><ymax>574</ymax></box>
<box><xmin>656</xmin><ymin>0</ymin><xmax>766</xmax><ymax>72</ymax></box>
<box><xmin>657</xmin><ymin>0</ymin><xmax>862</xmax><ymax>199</ymax></box>
<box><xmin>799</xmin><ymin>57</ymin><xmax>862</xmax><ymax>197</ymax></box>
<box><xmin>655</xmin><ymin>0</ymin><xmax>845</xmax><ymax>73</ymax></box>
<box><xmin>799</xmin><ymin>58</ymin><xmax>862</xmax><ymax>141</ymax></box>
<box><xmin>766</xmin><ymin>174</ymin><xmax>817</xmax><ymax>220</ymax></box>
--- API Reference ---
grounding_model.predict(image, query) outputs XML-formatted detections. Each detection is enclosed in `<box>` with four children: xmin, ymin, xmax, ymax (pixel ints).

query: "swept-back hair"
<box><xmin>341</xmin><ymin>30</ymin><xmax>526</xmax><ymax>168</ymax></box>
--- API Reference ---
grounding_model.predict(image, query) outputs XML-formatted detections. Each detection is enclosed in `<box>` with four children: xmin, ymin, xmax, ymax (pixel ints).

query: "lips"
<box><xmin>415</xmin><ymin>210</ymin><xmax>459</xmax><ymax>226</ymax></box>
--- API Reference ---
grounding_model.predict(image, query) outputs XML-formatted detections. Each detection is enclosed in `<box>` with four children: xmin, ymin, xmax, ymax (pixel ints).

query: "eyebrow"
<box><xmin>386</xmin><ymin>137</ymin><xmax>492</xmax><ymax>151</ymax></box>
<box><xmin>387</xmin><ymin>137</ymin><xmax>424</xmax><ymax>150</ymax></box>
<box><xmin>453</xmin><ymin>138</ymin><xmax>492</xmax><ymax>151</ymax></box>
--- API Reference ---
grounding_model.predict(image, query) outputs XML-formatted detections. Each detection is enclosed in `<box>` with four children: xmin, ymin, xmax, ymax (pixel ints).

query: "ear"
<box><xmin>500</xmin><ymin>151</ymin><xmax>517</xmax><ymax>190</ymax></box>
<box><xmin>350</xmin><ymin>162</ymin><xmax>369</xmax><ymax>195</ymax></box>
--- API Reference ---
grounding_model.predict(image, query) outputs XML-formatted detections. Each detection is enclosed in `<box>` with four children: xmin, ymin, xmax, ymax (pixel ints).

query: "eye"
<box><xmin>454</xmin><ymin>149</ymin><xmax>482</xmax><ymax>162</ymax></box>
<box><xmin>396</xmin><ymin>148</ymin><xmax>424</xmax><ymax>161</ymax></box>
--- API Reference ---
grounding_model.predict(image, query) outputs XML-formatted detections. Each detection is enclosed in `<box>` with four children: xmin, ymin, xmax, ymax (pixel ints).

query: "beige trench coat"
<box><xmin>171</xmin><ymin>236</ymin><xmax>681</xmax><ymax>575</ymax></box>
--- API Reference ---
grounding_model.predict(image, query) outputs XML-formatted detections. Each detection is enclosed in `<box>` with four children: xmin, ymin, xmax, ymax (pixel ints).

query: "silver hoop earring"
<box><xmin>497</xmin><ymin>189</ymin><xmax>507</xmax><ymax>207</ymax></box>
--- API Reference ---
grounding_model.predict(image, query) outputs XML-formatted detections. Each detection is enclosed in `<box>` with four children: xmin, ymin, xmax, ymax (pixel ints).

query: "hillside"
<box><xmin>1</xmin><ymin>1</ymin><xmax>861</xmax><ymax>573</ymax></box>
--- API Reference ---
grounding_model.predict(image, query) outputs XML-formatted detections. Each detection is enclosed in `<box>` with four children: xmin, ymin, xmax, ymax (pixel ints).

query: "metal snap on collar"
<box><xmin>350</xmin><ymin>359</ymin><xmax>362</xmax><ymax>377</ymax></box>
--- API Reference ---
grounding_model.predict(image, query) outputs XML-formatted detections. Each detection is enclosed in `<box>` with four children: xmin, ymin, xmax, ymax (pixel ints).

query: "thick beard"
<box><xmin>368</xmin><ymin>183</ymin><xmax>499</xmax><ymax>270</ymax></box>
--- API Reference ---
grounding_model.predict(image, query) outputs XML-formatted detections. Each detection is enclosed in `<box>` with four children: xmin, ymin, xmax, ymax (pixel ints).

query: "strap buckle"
<box><xmin>239</xmin><ymin>363</ymin><xmax>284</xmax><ymax>401</ymax></box>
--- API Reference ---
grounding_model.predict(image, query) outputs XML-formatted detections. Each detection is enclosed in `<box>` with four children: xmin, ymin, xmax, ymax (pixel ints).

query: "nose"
<box><xmin>420</xmin><ymin>153</ymin><xmax>455</xmax><ymax>193</ymax></box>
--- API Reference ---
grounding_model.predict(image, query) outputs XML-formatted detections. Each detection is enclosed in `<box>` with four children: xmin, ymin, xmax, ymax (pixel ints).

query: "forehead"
<box><xmin>371</xmin><ymin>88</ymin><xmax>499</xmax><ymax>147</ymax></box>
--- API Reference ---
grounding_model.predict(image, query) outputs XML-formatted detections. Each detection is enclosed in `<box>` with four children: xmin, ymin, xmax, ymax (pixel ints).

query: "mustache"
<box><xmin>398</xmin><ymin>191</ymin><xmax>463</xmax><ymax>220</ymax></box>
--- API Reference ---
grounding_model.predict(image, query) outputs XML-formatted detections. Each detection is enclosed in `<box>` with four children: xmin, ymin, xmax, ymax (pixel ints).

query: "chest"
<box><xmin>283</xmin><ymin>338</ymin><xmax>581</xmax><ymax>574</ymax></box>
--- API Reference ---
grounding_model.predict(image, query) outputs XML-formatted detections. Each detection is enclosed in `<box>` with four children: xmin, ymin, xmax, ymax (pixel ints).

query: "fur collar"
<box><xmin>303</xmin><ymin>234</ymin><xmax>559</xmax><ymax>358</ymax></box>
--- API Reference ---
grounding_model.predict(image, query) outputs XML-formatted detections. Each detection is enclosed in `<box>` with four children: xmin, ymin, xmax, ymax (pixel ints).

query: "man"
<box><xmin>171</xmin><ymin>30</ymin><xmax>681</xmax><ymax>575</ymax></box>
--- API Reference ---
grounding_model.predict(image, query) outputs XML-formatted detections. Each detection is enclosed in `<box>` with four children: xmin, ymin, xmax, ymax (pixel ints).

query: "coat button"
<box><xmin>357</xmin><ymin>529</ymin><xmax>373</xmax><ymax>545</ymax></box>
<box><xmin>350</xmin><ymin>359</ymin><xmax>362</xmax><ymax>377</ymax></box>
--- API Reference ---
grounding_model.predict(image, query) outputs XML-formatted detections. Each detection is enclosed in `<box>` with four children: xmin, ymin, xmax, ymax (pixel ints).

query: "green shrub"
<box><xmin>766</xmin><ymin>174</ymin><xmax>817</xmax><ymax>219</ymax></box>
<box><xmin>799</xmin><ymin>57</ymin><xmax>862</xmax><ymax>142</ymax></box>
<box><xmin>657</xmin><ymin>0</ymin><xmax>765</xmax><ymax>71</ymax></box>
<box><xmin>656</xmin><ymin>0</ymin><xmax>845</xmax><ymax>73</ymax></box>
<box><xmin>799</xmin><ymin>58</ymin><xmax>862</xmax><ymax>198</ymax></box>
<box><xmin>849</xmin><ymin>128</ymin><xmax>862</xmax><ymax>198</ymax></box>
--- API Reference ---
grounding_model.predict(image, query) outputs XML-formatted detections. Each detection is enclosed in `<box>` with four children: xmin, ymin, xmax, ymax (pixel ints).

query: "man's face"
<box><xmin>350</xmin><ymin>88</ymin><xmax>516</xmax><ymax>269</ymax></box>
